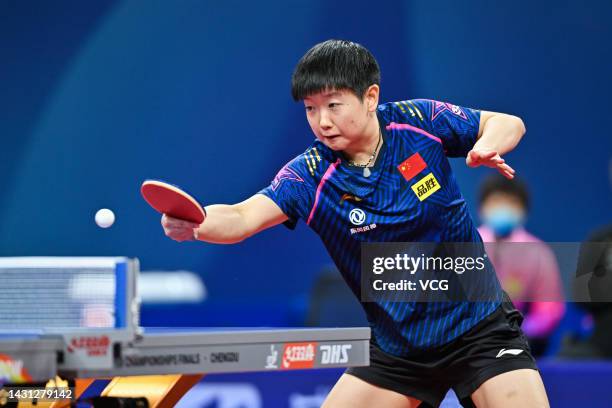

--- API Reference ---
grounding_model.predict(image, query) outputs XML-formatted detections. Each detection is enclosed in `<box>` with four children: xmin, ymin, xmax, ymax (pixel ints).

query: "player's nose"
<box><xmin>319</xmin><ymin>112</ymin><xmax>333</xmax><ymax>130</ymax></box>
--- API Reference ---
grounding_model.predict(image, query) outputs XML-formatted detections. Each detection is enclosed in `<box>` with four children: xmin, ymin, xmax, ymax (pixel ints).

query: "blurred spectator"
<box><xmin>478</xmin><ymin>175</ymin><xmax>565</xmax><ymax>356</ymax></box>
<box><xmin>559</xmin><ymin>225</ymin><xmax>612</xmax><ymax>359</ymax></box>
<box><xmin>559</xmin><ymin>220</ymin><xmax>612</xmax><ymax>359</ymax></box>
<box><xmin>559</xmin><ymin>158</ymin><xmax>612</xmax><ymax>359</ymax></box>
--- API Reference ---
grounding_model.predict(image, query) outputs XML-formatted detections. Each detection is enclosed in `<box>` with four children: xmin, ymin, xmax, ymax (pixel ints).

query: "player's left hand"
<box><xmin>466</xmin><ymin>149</ymin><xmax>515</xmax><ymax>179</ymax></box>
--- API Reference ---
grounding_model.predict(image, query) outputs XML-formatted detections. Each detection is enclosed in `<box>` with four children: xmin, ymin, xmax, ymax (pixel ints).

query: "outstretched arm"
<box><xmin>467</xmin><ymin>111</ymin><xmax>526</xmax><ymax>179</ymax></box>
<box><xmin>161</xmin><ymin>194</ymin><xmax>288</xmax><ymax>244</ymax></box>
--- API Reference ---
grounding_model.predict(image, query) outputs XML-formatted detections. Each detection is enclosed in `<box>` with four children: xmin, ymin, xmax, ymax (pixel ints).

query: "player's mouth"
<box><xmin>323</xmin><ymin>134</ymin><xmax>341</xmax><ymax>140</ymax></box>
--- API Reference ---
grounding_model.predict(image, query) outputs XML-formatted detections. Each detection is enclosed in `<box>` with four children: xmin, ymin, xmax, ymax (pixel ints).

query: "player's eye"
<box><xmin>329</xmin><ymin>103</ymin><xmax>340</xmax><ymax>109</ymax></box>
<box><xmin>305</xmin><ymin>106</ymin><xmax>314</xmax><ymax>112</ymax></box>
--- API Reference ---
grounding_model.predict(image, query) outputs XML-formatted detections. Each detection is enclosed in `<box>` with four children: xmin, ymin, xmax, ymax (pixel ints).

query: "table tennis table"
<box><xmin>1</xmin><ymin>326</ymin><xmax>370</xmax><ymax>407</ymax></box>
<box><xmin>0</xmin><ymin>257</ymin><xmax>370</xmax><ymax>406</ymax></box>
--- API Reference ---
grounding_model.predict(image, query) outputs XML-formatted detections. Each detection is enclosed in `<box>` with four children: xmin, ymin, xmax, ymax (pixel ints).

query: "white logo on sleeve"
<box><xmin>349</xmin><ymin>208</ymin><xmax>366</xmax><ymax>225</ymax></box>
<box><xmin>495</xmin><ymin>348</ymin><xmax>524</xmax><ymax>358</ymax></box>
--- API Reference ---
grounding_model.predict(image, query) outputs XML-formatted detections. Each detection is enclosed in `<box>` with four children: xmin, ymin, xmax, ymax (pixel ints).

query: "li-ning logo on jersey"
<box><xmin>340</xmin><ymin>193</ymin><xmax>362</xmax><ymax>205</ymax></box>
<box><xmin>411</xmin><ymin>173</ymin><xmax>441</xmax><ymax>201</ymax></box>
<box><xmin>271</xmin><ymin>165</ymin><xmax>304</xmax><ymax>191</ymax></box>
<box><xmin>431</xmin><ymin>101</ymin><xmax>468</xmax><ymax>122</ymax></box>
<box><xmin>349</xmin><ymin>208</ymin><xmax>366</xmax><ymax>225</ymax></box>
<box><xmin>495</xmin><ymin>348</ymin><xmax>524</xmax><ymax>358</ymax></box>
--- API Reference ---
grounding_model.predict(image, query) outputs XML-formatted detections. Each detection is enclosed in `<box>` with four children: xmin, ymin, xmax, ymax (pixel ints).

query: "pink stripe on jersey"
<box><xmin>386</xmin><ymin>122</ymin><xmax>442</xmax><ymax>144</ymax></box>
<box><xmin>307</xmin><ymin>159</ymin><xmax>341</xmax><ymax>226</ymax></box>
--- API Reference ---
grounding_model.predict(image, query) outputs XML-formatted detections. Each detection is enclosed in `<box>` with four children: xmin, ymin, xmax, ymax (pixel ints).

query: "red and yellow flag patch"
<box><xmin>397</xmin><ymin>152</ymin><xmax>427</xmax><ymax>181</ymax></box>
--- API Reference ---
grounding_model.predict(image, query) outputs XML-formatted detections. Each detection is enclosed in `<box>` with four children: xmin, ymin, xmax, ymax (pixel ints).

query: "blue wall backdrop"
<box><xmin>1</xmin><ymin>1</ymin><xmax>610</xmax><ymax>327</ymax></box>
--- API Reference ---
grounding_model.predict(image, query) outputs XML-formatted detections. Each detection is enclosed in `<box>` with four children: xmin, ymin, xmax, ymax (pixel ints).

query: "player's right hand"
<box><xmin>161</xmin><ymin>214</ymin><xmax>200</xmax><ymax>242</ymax></box>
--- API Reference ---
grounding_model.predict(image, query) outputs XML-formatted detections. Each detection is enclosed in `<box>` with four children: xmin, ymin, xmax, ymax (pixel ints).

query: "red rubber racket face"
<box><xmin>141</xmin><ymin>180</ymin><xmax>205</xmax><ymax>224</ymax></box>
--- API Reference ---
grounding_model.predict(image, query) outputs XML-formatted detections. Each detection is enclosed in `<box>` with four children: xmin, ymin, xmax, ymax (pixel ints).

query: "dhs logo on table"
<box><xmin>320</xmin><ymin>344</ymin><xmax>352</xmax><ymax>365</ymax></box>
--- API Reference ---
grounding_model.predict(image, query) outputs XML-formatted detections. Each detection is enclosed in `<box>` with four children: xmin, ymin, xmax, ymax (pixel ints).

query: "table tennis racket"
<box><xmin>141</xmin><ymin>180</ymin><xmax>206</xmax><ymax>224</ymax></box>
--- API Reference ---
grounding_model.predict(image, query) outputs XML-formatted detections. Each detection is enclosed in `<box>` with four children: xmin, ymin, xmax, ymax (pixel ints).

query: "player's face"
<box><xmin>303</xmin><ymin>89</ymin><xmax>372</xmax><ymax>151</ymax></box>
<box><xmin>480</xmin><ymin>192</ymin><xmax>526</xmax><ymax>220</ymax></box>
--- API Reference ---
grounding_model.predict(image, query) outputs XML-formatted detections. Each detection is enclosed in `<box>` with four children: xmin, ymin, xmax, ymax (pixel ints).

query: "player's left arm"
<box><xmin>467</xmin><ymin>111</ymin><xmax>526</xmax><ymax>179</ymax></box>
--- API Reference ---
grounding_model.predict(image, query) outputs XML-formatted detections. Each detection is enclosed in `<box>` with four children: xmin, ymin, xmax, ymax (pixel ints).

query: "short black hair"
<box><xmin>291</xmin><ymin>39</ymin><xmax>381</xmax><ymax>101</ymax></box>
<box><xmin>478</xmin><ymin>174</ymin><xmax>530</xmax><ymax>209</ymax></box>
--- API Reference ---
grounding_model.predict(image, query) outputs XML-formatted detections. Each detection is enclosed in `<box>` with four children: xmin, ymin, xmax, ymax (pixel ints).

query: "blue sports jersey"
<box><xmin>260</xmin><ymin>99</ymin><xmax>503</xmax><ymax>355</ymax></box>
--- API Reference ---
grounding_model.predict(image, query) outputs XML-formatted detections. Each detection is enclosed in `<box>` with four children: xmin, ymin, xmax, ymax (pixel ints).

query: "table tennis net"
<box><xmin>0</xmin><ymin>257</ymin><xmax>133</xmax><ymax>331</ymax></box>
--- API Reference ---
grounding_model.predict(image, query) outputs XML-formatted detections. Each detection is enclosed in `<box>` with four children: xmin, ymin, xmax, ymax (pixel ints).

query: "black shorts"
<box><xmin>346</xmin><ymin>298</ymin><xmax>538</xmax><ymax>407</ymax></box>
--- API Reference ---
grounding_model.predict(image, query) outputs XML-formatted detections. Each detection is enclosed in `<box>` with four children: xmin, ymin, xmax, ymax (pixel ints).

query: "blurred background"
<box><xmin>1</xmin><ymin>0</ymin><xmax>611</xmax><ymax>407</ymax></box>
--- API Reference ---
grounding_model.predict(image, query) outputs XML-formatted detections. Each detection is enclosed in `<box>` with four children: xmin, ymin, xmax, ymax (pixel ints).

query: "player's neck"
<box><xmin>343</xmin><ymin>117</ymin><xmax>382</xmax><ymax>166</ymax></box>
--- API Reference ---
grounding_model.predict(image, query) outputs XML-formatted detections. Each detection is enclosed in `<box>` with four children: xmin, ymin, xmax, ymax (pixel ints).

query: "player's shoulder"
<box><xmin>281</xmin><ymin>140</ymin><xmax>336</xmax><ymax>181</ymax></box>
<box><xmin>377</xmin><ymin>99</ymin><xmax>431</xmax><ymax>126</ymax></box>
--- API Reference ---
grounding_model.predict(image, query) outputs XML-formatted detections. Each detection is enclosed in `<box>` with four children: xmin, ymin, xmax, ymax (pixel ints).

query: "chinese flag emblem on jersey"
<box><xmin>397</xmin><ymin>152</ymin><xmax>427</xmax><ymax>181</ymax></box>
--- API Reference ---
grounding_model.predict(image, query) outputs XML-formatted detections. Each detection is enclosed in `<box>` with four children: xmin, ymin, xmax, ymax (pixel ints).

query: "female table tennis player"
<box><xmin>160</xmin><ymin>40</ymin><xmax>549</xmax><ymax>408</ymax></box>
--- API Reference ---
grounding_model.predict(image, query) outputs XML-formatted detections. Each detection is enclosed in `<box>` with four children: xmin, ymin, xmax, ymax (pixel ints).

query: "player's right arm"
<box><xmin>163</xmin><ymin>154</ymin><xmax>314</xmax><ymax>244</ymax></box>
<box><xmin>162</xmin><ymin>194</ymin><xmax>288</xmax><ymax>244</ymax></box>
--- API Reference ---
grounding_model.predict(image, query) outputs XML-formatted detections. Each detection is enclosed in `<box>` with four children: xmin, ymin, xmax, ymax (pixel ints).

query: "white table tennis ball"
<box><xmin>95</xmin><ymin>208</ymin><xmax>115</xmax><ymax>228</ymax></box>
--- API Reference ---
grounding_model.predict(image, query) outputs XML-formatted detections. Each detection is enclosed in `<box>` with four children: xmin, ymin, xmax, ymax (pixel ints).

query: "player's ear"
<box><xmin>364</xmin><ymin>84</ymin><xmax>379</xmax><ymax>113</ymax></box>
